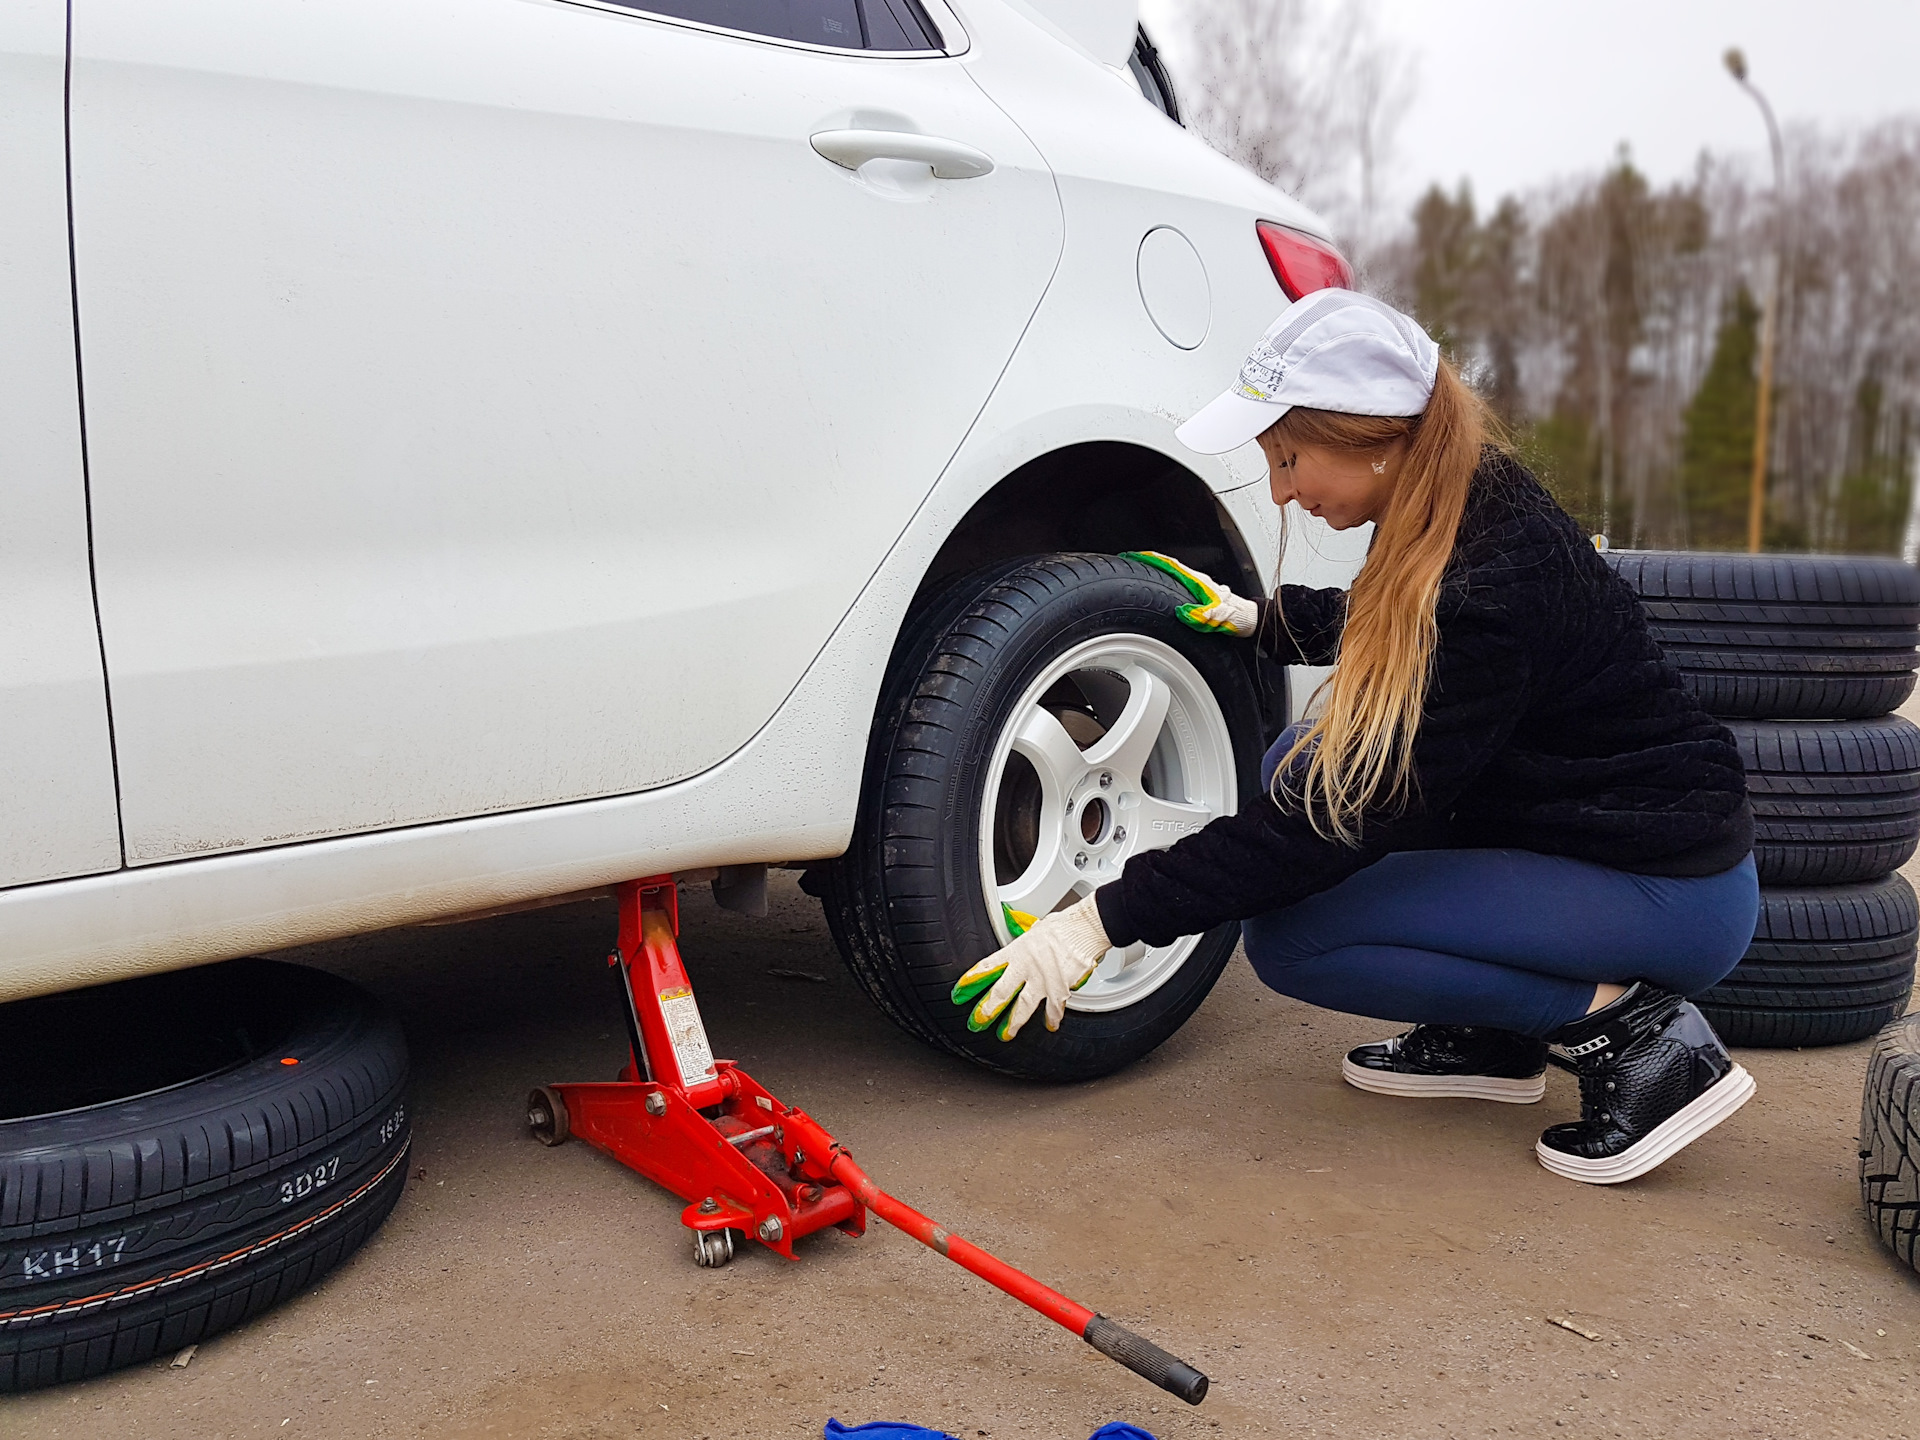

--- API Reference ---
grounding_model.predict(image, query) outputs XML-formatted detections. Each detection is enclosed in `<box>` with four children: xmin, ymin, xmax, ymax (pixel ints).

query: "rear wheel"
<box><xmin>822</xmin><ymin>554</ymin><xmax>1266</xmax><ymax>1081</ymax></box>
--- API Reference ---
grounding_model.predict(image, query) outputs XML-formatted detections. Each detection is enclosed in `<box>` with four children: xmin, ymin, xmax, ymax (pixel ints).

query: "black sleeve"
<box><xmin>1095</xmin><ymin>594</ymin><xmax>1533</xmax><ymax>948</ymax></box>
<box><xmin>1253</xmin><ymin>586</ymin><xmax>1348</xmax><ymax>666</ymax></box>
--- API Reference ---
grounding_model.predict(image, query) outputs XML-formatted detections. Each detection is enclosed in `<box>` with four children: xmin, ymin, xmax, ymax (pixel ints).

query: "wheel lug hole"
<box><xmin>1073</xmin><ymin>852</ymin><xmax>1087</xmax><ymax>869</ymax></box>
<box><xmin>1099</xmin><ymin>772</ymin><xmax>1114</xmax><ymax>789</ymax></box>
<box><xmin>1112</xmin><ymin>825</ymin><xmax>1127</xmax><ymax>842</ymax></box>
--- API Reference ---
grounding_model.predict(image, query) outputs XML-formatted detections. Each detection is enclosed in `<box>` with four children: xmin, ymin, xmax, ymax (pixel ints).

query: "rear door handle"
<box><xmin>809</xmin><ymin>129</ymin><xmax>995</xmax><ymax>180</ymax></box>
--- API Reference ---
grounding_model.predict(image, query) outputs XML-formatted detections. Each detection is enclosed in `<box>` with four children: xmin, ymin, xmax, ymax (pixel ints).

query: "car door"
<box><xmin>70</xmin><ymin>0</ymin><xmax>1062</xmax><ymax>864</ymax></box>
<box><xmin>0</xmin><ymin>3</ymin><xmax>122</xmax><ymax>887</ymax></box>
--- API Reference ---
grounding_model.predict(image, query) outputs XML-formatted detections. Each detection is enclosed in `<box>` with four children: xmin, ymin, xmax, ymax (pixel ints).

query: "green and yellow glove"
<box><xmin>1122</xmin><ymin>551</ymin><xmax>1260</xmax><ymax>637</ymax></box>
<box><xmin>950</xmin><ymin>896</ymin><xmax>1113</xmax><ymax>1041</ymax></box>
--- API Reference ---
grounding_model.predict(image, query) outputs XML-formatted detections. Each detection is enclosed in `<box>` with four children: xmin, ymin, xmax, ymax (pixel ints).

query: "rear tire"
<box><xmin>1697</xmin><ymin>875</ymin><xmax>1917</xmax><ymax>1048</ymax></box>
<box><xmin>822</xmin><ymin>553</ymin><xmax>1265</xmax><ymax>1081</ymax></box>
<box><xmin>1728</xmin><ymin>716</ymin><xmax>1920</xmax><ymax>884</ymax></box>
<box><xmin>1605</xmin><ymin>550</ymin><xmax>1920</xmax><ymax>719</ymax></box>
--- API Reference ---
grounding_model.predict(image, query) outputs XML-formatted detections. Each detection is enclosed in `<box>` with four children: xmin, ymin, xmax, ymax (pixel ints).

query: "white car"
<box><xmin>2</xmin><ymin>0</ymin><xmax>1359</xmax><ymax>1079</ymax></box>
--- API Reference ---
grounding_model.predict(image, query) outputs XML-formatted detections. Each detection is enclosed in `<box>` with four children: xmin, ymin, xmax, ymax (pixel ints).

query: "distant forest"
<box><xmin>1175</xmin><ymin>0</ymin><xmax>1920</xmax><ymax>554</ymax></box>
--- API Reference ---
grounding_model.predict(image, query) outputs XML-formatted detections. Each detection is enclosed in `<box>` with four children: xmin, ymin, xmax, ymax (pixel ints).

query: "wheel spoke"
<box><xmin>1081</xmin><ymin>665</ymin><xmax>1171</xmax><ymax>789</ymax></box>
<box><xmin>1011</xmin><ymin>706</ymin><xmax>1089</xmax><ymax>804</ymax></box>
<box><xmin>999</xmin><ymin>848</ymin><xmax>1085</xmax><ymax>923</ymax></box>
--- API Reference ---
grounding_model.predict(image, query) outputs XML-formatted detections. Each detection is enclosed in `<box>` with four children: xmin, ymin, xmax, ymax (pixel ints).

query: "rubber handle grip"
<box><xmin>1082</xmin><ymin>1315</ymin><xmax>1210</xmax><ymax>1405</ymax></box>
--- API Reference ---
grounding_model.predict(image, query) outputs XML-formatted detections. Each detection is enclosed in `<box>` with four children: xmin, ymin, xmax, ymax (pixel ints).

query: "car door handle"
<box><xmin>809</xmin><ymin>129</ymin><xmax>995</xmax><ymax>180</ymax></box>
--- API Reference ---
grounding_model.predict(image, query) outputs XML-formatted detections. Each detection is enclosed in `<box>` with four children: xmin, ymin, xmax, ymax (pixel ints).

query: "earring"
<box><xmin>1371</xmin><ymin>459</ymin><xmax>1387</xmax><ymax>474</ymax></box>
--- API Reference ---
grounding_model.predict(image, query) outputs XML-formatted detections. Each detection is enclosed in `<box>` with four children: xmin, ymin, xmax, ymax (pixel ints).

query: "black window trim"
<box><xmin>1129</xmin><ymin>24</ymin><xmax>1181</xmax><ymax>126</ymax></box>
<box><xmin>551</xmin><ymin>0</ymin><xmax>967</xmax><ymax>59</ymax></box>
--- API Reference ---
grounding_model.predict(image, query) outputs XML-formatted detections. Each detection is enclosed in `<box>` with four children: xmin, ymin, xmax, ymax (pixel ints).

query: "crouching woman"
<box><xmin>952</xmin><ymin>290</ymin><xmax>1758</xmax><ymax>1185</ymax></box>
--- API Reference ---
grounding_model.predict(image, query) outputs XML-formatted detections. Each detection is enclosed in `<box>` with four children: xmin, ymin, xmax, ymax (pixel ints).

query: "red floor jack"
<box><xmin>528</xmin><ymin>876</ymin><xmax>1208</xmax><ymax>1406</ymax></box>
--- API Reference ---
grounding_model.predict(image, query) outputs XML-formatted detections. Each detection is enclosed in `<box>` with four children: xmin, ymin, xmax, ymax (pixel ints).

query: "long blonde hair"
<box><xmin>1269</xmin><ymin>361</ymin><xmax>1490</xmax><ymax>843</ymax></box>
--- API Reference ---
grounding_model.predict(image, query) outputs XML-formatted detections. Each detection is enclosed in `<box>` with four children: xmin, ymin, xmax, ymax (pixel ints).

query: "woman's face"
<box><xmin>1258</xmin><ymin>431</ymin><xmax>1401</xmax><ymax>530</ymax></box>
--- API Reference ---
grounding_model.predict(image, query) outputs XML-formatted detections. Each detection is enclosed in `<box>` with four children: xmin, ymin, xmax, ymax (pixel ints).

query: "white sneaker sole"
<box><xmin>1534</xmin><ymin>1063</ymin><xmax>1755</xmax><ymax>1185</ymax></box>
<box><xmin>1341</xmin><ymin>1057</ymin><xmax>1547</xmax><ymax>1104</ymax></box>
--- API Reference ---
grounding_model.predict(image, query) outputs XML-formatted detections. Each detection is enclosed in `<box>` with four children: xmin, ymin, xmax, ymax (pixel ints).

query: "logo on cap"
<box><xmin>1236</xmin><ymin>338</ymin><xmax>1287</xmax><ymax>402</ymax></box>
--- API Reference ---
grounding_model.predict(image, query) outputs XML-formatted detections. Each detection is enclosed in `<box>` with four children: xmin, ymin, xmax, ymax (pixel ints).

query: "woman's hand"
<box><xmin>1123</xmin><ymin>551</ymin><xmax>1259</xmax><ymax>637</ymax></box>
<box><xmin>950</xmin><ymin>896</ymin><xmax>1112</xmax><ymax>1041</ymax></box>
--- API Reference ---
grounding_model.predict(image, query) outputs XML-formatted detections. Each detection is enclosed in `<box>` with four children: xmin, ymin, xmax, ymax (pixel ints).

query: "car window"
<box><xmin>1129</xmin><ymin>26</ymin><xmax>1180</xmax><ymax>125</ymax></box>
<box><xmin>604</xmin><ymin>0</ymin><xmax>941</xmax><ymax>50</ymax></box>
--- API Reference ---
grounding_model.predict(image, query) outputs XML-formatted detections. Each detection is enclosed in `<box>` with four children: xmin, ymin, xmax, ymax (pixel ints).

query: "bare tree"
<box><xmin>1172</xmin><ymin>0</ymin><xmax>1416</xmax><ymax>266</ymax></box>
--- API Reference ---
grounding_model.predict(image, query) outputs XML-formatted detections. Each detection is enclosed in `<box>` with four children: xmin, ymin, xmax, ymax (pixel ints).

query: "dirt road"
<box><xmin>14</xmin><ymin>870</ymin><xmax>1920</xmax><ymax>1440</ymax></box>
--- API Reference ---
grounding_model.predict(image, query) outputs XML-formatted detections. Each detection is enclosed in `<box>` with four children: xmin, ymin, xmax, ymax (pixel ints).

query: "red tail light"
<box><xmin>1256</xmin><ymin>221</ymin><xmax>1353</xmax><ymax>300</ymax></box>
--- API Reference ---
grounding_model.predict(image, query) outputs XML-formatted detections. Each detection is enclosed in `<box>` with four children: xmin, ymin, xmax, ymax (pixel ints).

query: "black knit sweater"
<box><xmin>1095</xmin><ymin>452</ymin><xmax>1754</xmax><ymax>950</ymax></box>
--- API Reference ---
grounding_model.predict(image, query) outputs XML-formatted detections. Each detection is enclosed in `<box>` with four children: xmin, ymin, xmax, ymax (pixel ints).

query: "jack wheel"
<box><xmin>693</xmin><ymin>1228</ymin><xmax>736</xmax><ymax>1268</ymax></box>
<box><xmin>527</xmin><ymin>1085</ymin><xmax>570</xmax><ymax>1146</ymax></box>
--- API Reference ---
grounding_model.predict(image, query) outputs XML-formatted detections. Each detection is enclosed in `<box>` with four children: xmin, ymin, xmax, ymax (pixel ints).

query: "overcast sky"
<box><xmin>1139</xmin><ymin>0</ymin><xmax>1920</xmax><ymax>209</ymax></box>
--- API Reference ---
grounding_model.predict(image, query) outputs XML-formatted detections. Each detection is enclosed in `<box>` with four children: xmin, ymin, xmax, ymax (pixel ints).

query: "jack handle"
<box><xmin>827</xmin><ymin>1151</ymin><xmax>1209</xmax><ymax>1405</ymax></box>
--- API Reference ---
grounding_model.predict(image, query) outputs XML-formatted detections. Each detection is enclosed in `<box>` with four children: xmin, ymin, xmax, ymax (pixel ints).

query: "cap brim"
<box><xmin>1173</xmin><ymin>389</ymin><xmax>1289</xmax><ymax>455</ymax></box>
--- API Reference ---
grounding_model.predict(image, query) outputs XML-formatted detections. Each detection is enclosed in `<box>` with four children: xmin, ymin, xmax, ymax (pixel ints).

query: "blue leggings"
<box><xmin>1242</xmin><ymin>731</ymin><xmax>1760</xmax><ymax>1038</ymax></box>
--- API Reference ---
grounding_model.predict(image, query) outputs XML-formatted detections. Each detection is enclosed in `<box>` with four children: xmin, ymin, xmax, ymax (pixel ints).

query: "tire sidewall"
<box><xmin>884</xmin><ymin>556</ymin><xmax>1265</xmax><ymax>1075</ymax></box>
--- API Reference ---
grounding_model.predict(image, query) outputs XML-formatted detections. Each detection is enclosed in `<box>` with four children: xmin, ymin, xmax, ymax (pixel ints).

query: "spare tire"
<box><xmin>1606</xmin><ymin>551</ymin><xmax>1920</xmax><ymax>720</ymax></box>
<box><xmin>0</xmin><ymin>959</ymin><xmax>409</xmax><ymax>1392</ymax></box>
<box><xmin>1861</xmin><ymin>1013</ymin><xmax>1920</xmax><ymax>1273</ymax></box>
<box><xmin>1729</xmin><ymin>716</ymin><xmax>1920</xmax><ymax>884</ymax></box>
<box><xmin>1697</xmin><ymin>875</ymin><xmax>1917</xmax><ymax>1048</ymax></box>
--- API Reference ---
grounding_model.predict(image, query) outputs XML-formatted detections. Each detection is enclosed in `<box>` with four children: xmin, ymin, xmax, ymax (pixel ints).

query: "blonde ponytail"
<box><xmin>1269</xmin><ymin>360</ymin><xmax>1490</xmax><ymax>843</ymax></box>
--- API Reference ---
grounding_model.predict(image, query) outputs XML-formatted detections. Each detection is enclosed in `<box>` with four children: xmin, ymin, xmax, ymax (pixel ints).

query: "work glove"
<box><xmin>1122</xmin><ymin>551</ymin><xmax>1259</xmax><ymax>637</ymax></box>
<box><xmin>950</xmin><ymin>896</ymin><xmax>1113</xmax><ymax>1042</ymax></box>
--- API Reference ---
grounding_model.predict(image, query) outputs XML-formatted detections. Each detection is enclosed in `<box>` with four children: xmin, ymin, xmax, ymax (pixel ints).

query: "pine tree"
<box><xmin>1835</xmin><ymin>376</ymin><xmax>1916</xmax><ymax>553</ymax></box>
<box><xmin>1409</xmin><ymin>183</ymin><xmax>1478</xmax><ymax>357</ymax></box>
<box><xmin>1678</xmin><ymin>285</ymin><xmax>1760</xmax><ymax>549</ymax></box>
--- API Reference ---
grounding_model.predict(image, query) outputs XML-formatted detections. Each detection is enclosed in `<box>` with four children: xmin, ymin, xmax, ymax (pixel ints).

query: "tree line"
<box><xmin>1376</xmin><ymin>125</ymin><xmax>1920</xmax><ymax>554</ymax></box>
<box><xmin>1169</xmin><ymin>0</ymin><xmax>1920</xmax><ymax>554</ymax></box>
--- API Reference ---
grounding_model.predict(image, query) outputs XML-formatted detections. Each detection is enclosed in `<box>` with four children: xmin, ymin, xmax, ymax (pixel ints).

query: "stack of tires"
<box><xmin>1607</xmin><ymin>551</ymin><xmax>1920</xmax><ymax>1047</ymax></box>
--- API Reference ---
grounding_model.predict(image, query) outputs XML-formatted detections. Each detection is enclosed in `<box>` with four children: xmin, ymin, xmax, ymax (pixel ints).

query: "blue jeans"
<box><xmin>1242</xmin><ymin>729</ymin><xmax>1760</xmax><ymax>1037</ymax></box>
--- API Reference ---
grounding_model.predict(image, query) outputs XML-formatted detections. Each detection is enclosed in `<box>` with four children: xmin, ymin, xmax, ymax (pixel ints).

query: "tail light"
<box><xmin>1256</xmin><ymin>221</ymin><xmax>1353</xmax><ymax>300</ymax></box>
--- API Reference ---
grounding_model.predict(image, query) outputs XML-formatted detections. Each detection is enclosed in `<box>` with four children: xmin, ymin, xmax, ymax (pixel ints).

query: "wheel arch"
<box><xmin>908</xmin><ymin>441</ymin><xmax>1267</xmax><ymax>619</ymax></box>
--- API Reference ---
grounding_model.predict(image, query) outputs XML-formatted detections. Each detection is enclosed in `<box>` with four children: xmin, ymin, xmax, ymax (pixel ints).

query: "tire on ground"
<box><xmin>0</xmin><ymin>959</ymin><xmax>409</xmax><ymax>1391</ymax></box>
<box><xmin>1728</xmin><ymin>716</ymin><xmax>1920</xmax><ymax>884</ymax></box>
<box><xmin>821</xmin><ymin>553</ymin><xmax>1266</xmax><ymax>1082</ymax></box>
<box><xmin>1697</xmin><ymin>875</ymin><xmax>1917</xmax><ymax>1049</ymax></box>
<box><xmin>1861</xmin><ymin>1013</ymin><xmax>1920</xmax><ymax>1273</ymax></box>
<box><xmin>1605</xmin><ymin>550</ymin><xmax>1920</xmax><ymax>720</ymax></box>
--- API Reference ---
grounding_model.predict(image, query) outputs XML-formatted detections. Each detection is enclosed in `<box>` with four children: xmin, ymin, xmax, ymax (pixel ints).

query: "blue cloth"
<box><xmin>1244</xmin><ymin>729</ymin><xmax>1759</xmax><ymax>1038</ymax></box>
<box><xmin>825</xmin><ymin>1423</ymin><xmax>1157</xmax><ymax>1440</ymax></box>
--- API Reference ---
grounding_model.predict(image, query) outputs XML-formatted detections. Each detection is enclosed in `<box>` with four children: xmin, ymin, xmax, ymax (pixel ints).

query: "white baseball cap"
<box><xmin>1174</xmin><ymin>289</ymin><xmax>1441</xmax><ymax>455</ymax></box>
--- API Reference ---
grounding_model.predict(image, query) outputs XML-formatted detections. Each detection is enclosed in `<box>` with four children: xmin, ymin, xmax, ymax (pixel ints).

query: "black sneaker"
<box><xmin>1536</xmin><ymin>984</ymin><xmax>1755</xmax><ymax>1184</ymax></box>
<box><xmin>1342</xmin><ymin>1025</ymin><xmax>1549</xmax><ymax>1103</ymax></box>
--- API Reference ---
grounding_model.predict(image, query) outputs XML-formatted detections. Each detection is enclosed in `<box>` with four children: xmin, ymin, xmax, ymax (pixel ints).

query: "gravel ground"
<box><xmin>14</xmin><ymin>797</ymin><xmax>1920</xmax><ymax>1440</ymax></box>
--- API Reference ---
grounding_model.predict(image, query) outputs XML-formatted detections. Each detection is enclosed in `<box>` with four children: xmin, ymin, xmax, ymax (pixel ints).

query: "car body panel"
<box><xmin>70</xmin><ymin>0</ymin><xmax>1062</xmax><ymax>864</ymax></box>
<box><xmin>0</xmin><ymin>3</ymin><xmax>123</xmax><ymax>888</ymax></box>
<box><xmin>950</xmin><ymin>0</ymin><xmax>1330</xmax><ymax>503</ymax></box>
<box><xmin>0</xmin><ymin>0</ymin><xmax>1364</xmax><ymax>1003</ymax></box>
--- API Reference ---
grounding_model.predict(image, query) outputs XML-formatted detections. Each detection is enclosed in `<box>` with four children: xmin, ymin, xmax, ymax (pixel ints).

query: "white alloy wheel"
<box><xmin>977</xmin><ymin>634</ymin><xmax>1237</xmax><ymax>1012</ymax></box>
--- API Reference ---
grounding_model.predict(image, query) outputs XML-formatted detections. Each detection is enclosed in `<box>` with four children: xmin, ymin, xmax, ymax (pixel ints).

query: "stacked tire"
<box><xmin>1607</xmin><ymin>551</ymin><xmax>1920</xmax><ymax>1048</ymax></box>
<box><xmin>0</xmin><ymin>959</ymin><xmax>409</xmax><ymax>1391</ymax></box>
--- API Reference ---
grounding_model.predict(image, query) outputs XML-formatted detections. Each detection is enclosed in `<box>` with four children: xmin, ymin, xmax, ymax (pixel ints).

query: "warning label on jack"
<box><xmin>658</xmin><ymin>987</ymin><xmax>717</xmax><ymax>1084</ymax></box>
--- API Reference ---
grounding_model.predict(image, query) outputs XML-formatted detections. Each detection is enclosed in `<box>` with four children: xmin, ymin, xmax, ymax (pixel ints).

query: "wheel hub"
<box><xmin>978</xmin><ymin>635</ymin><xmax>1236</xmax><ymax>1013</ymax></box>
